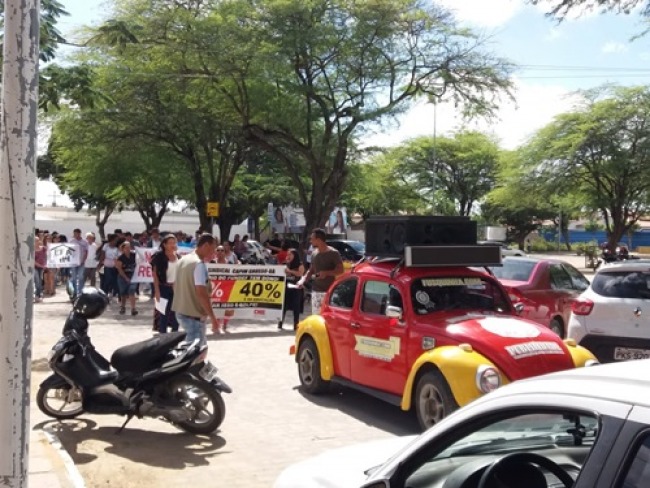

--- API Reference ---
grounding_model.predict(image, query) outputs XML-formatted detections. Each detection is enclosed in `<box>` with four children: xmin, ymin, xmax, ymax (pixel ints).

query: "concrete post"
<box><xmin>0</xmin><ymin>0</ymin><xmax>40</xmax><ymax>486</ymax></box>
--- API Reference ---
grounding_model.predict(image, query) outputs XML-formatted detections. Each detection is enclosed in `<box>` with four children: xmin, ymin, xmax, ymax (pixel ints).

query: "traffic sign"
<box><xmin>206</xmin><ymin>201</ymin><xmax>220</xmax><ymax>217</ymax></box>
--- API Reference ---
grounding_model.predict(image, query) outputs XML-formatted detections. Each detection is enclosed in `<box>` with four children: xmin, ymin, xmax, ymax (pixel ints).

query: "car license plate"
<box><xmin>614</xmin><ymin>347</ymin><xmax>650</xmax><ymax>361</ymax></box>
<box><xmin>199</xmin><ymin>361</ymin><xmax>218</xmax><ymax>382</ymax></box>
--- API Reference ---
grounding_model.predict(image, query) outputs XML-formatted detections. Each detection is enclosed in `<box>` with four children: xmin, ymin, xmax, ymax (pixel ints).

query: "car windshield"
<box><xmin>347</xmin><ymin>241</ymin><xmax>365</xmax><ymax>253</ymax></box>
<box><xmin>592</xmin><ymin>270</ymin><xmax>650</xmax><ymax>299</ymax></box>
<box><xmin>404</xmin><ymin>411</ymin><xmax>599</xmax><ymax>487</ymax></box>
<box><xmin>411</xmin><ymin>276</ymin><xmax>510</xmax><ymax>314</ymax></box>
<box><xmin>490</xmin><ymin>259</ymin><xmax>536</xmax><ymax>282</ymax></box>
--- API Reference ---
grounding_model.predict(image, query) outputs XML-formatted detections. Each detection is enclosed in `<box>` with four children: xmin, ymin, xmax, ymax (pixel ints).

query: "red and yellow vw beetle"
<box><xmin>291</xmin><ymin>249</ymin><xmax>597</xmax><ymax>430</ymax></box>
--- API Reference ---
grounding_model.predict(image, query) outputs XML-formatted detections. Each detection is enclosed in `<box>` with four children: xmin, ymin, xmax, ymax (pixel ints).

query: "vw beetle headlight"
<box><xmin>476</xmin><ymin>365</ymin><xmax>502</xmax><ymax>393</ymax></box>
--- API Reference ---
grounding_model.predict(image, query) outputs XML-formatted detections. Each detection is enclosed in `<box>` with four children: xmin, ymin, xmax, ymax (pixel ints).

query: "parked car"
<box><xmin>490</xmin><ymin>257</ymin><xmax>590</xmax><ymax>337</ymax></box>
<box><xmin>479</xmin><ymin>240</ymin><xmax>525</xmax><ymax>257</ymax></box>
<box><xmin>275</xmin><ymin>359</ymin><xmax>649</xmax><ymax>488</ymax></box>
<box><xmin>290</xmin><ymin>249</ymin><xmax>596</xmax><ymax>431</ymax></box>
<box><xmin>240</xmin><ymin>239</ymin><xmax>271</xmax><ymax>264</ymax></box>
<box><xmin>326</xmin><ymin>239</ymin><xmax>365</xmax><ymax>264</ymax></box>
<box><xmin>568</xmin><ymin>260</ymin><xmax>650</xmax><ymax>363</ymax></box>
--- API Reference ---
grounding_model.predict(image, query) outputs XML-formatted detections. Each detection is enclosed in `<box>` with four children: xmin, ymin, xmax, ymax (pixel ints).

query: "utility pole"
<box><xmin>0</xmin><ymin>0</ymin><xmax>40</xmax><ymax>486</ymax></box>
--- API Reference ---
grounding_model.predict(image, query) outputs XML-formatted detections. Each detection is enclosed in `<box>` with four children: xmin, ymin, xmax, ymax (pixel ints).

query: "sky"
<box><xmin>37</xmin><ymin>0</ymin><xmax>650</xmax><ymax>206</ymax></box>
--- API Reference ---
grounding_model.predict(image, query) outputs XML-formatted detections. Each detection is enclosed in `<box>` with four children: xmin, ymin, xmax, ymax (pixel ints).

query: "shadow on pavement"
<box><xmin>297</xmin><ymin>386</ymin><xmax>420</xmax><ymax>436</ymax></box>
<box><xmin>33</xmin><ymin>418</ymin><xmax>228</xmax><ymax>469</ymax></box>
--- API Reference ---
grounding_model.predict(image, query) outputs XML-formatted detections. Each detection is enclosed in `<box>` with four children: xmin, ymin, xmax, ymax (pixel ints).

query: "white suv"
<box><xmin>568</xmin><ymin>260</ymin><xmax>650</xmax><ymax>363</ymax></box>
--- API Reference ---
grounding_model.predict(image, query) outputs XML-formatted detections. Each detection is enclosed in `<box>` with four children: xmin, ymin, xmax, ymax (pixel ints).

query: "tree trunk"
<box><xmin>0</xmin><ymin>0</ymin><xmax>39</xmax><ymax>485</ymax></box>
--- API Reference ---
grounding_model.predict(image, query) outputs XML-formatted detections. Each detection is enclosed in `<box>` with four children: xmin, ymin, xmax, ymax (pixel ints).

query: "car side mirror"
<box><xmin>386</xmin><ymin>305</ymin><xmax>403</xmax><ymax>321</ymax></box>
<box><xmin>514</xmin><ymin>302</ymin><xmax>525</xmax><ymax>315</ymax></box>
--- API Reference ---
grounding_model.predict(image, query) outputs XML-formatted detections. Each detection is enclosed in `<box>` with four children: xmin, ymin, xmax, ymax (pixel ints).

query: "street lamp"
<box><xmin>428</xmin><ymin>83</ymin><xmax>446</xmax><ymax>213</ymax></box>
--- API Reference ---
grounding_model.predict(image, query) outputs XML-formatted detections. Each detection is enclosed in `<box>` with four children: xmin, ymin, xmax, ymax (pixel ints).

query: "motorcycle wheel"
<box><xmin>169</xmin><ymin>377</ymin><xmax>225</xmax><ymax>435</ymax></box>
<box><xmin>36</xmin><ymin>384</ymin><xmax>84</xmax><ymax>419</ymax></box>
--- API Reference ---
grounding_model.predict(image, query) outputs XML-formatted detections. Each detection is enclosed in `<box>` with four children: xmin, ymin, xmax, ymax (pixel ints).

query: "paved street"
<box><xmin>31</xmin><ymin>293</ymin><xmax>419</xmax><ymax>488</ymax></box>
<box><xmin>29</xmin><ymin>251</ymin><xmax>596</xmax><ymax>487</ymax></box>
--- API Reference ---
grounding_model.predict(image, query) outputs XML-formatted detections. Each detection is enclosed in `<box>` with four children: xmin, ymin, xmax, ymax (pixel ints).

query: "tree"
<box><xmin>110</xmin><ymin>0</ymin><xmax>511</xmax><ymax>241</ymax></box>
<box><xmin>524</xmin><ymin>86</ymin><xmax>650</xmax><ymax>249</ymax></box>
<box><xmin>529</xmin><ymin>0</ymin><xmax>650</xmax><ymax>19</ymax></box>
<box><xmin>483</xmin><ymin>150</ymin><xmax>559</xmax><ymax>248</ymax></box>
<box><xmin>47</xmin><ymin>108</ymin><xmax>192</xmax><ymax>235</ymax></box>
<box><xmin>340</xmin><ymin>154</ymin><xmax>425</xmax><ymax>220</ymax></box>
<box><xmin>391</xmin><ymin>132</ymin><xmax>500</xmax><ymax>216</ymax></box>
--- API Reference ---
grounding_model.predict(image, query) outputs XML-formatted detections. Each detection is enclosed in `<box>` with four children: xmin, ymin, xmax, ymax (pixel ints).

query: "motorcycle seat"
<box><xmin>111</xmin><ymin>331</ymin><xmax>187</xmax><ymax>374</ymax></box>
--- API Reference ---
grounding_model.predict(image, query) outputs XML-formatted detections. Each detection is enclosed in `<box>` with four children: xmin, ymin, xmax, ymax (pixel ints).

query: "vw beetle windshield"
<box><xmin>411</xmin><ymin>276</ymin><xmax>510</xmax><ymax>315</ymax></box>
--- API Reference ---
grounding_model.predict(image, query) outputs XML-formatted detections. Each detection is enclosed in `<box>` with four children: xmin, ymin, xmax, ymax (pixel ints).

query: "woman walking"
<box><xmin>151</xmin><ymin>235</ymin><xmax>180</xmax><ymax>333</ymax></box>
<box><xmin>115</xmin><ymin>241</ymin><xmax>138</xmax><ymax>316</ymax></box>
<box><xmin>279</xmin><ymin>248</ymin><xmax>304</xmax><ymax>330</ymax></box>
<box><xmin>34</xmin><ymin>235</ymin><xmax>46</xmax><ymax>302</ymax></box>
<box><xmin>41</xmin><ymin>234</ymin><xmax>56</xmax><ymax>296</ymax></box>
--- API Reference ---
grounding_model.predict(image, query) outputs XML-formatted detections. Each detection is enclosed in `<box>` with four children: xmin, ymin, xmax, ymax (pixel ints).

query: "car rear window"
<box><xmin>490</xmin><ymin>260</ymin><xmax>535</xmax><ymax>282</ymax></box>
<box><xmin>592</xmin><ymin>271</ymin><xmax>650</xmax><ymax>299</ymax></box>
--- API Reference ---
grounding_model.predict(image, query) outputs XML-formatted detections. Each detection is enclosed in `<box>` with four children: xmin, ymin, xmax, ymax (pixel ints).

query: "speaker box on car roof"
<box><xmin>365</xmin><ymin>216</ymin><xmax>477</xmax><ymax>256</ymax></box>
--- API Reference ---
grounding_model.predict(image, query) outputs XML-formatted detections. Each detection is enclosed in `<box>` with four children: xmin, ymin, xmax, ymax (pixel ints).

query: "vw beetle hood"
<box><xmin>438</xmin><ymin>314</ymin><xmax>574</xmax><ymax>379</ymax></box>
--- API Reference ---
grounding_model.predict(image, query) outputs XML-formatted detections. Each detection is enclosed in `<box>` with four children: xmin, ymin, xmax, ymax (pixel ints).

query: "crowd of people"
<box><xmin>35</xmin><ymin>226</ymin><xmax>344</xmax><ymax>349</ymax></box>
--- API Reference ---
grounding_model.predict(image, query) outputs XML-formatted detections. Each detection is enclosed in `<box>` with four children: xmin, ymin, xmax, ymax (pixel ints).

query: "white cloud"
<box><xmin>435</xmin><ymin>0</ymin><xmax>525</xmax><ymax>28</ymax></box>
<box><xmin>362</xmin><ymin>80</ymin><xmax>581</xmax><ymax>151</ymax></box>
<box><xmin>544</xmin><ymin>27</ymin><xmax>563</xmax><ymax>41</ymax></box>
<box><xmin>602</xmin><ymin>41</ymin><xmax>629</xmax><ymax>54</ymax></box>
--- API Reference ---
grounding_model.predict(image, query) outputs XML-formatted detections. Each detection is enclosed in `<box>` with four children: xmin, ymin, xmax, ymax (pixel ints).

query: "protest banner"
<box><xmin>207</xmin><ymin>264</ymin><xmax>286</xmax><ymax>321</ymax></box>
<box><xmin>131</xmin><ymin>246</ymin><xmax>193</xmax><ymax>283</ymax></box>
<box><xmin>46</xmin><ymin>243</ymin><xmax>81</xmax><ymax>268</ymax></box>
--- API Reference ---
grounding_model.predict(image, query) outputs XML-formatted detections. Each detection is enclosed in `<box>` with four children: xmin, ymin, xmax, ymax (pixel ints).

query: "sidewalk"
<box><xmin>29</xmin><ymin>427</ymin><xmax>84</xmax><ymax>488</ymax></box>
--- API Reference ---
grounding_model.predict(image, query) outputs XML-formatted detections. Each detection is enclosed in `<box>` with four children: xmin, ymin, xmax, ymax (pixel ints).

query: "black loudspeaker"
<box><xmin>365</xmin><ymin>216</ymin><xmax>477</xmax><ymax>256</ymax></box>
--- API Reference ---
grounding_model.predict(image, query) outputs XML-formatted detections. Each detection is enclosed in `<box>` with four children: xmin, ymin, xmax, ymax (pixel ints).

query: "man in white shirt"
<box><xmin>84</xmin><ymin>232</ymin><xmax>99</xmax><ymax>287</ymax></box>
<box><xmin>69</xmin><ymin>228</ymin><xmax>89</xmax><ymax>298</ymax></box>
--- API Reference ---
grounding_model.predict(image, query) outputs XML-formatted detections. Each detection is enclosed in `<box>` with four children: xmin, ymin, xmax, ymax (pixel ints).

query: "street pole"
<box><xmin>431</xmin><ymin>99</ymin><xmax>437</xmax><ymax>214</ymax></box>
<box><xmin>0</xmin><ymin>0</ymin><xmax>40</xmax><ymax>486</ymax></box>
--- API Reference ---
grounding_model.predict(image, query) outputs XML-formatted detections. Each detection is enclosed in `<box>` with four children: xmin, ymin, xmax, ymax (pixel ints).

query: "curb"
<box><xmin>40</xmin><ymin>426</ymin><xmax>86</xmax><ymax>488</ymax></box>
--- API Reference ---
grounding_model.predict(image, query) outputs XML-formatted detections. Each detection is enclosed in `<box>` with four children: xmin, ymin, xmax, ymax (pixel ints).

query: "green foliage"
<box><xmin>584</xmin><ymin>220</ymin><xmax>603</xmax><ymax>232</ymax></box>
<box><xmin>529</xmin><ymin>238</ymin><xmax>558</xmax><ymax>253</ymax></box>
<box><xmin>524</xmin><ymin>85</ymin><xmax>650</xmax><ymax>249</ymax></box>
<box><xmin>389</xmin><ymin>132</ymin><xmax>501</xmax><ymax>216</ymax></box>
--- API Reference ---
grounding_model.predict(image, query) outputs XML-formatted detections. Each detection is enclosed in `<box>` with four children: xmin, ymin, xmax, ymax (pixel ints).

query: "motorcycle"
<box><xmin>37</xmin><ymin>288</ymin><xmax>231</xmax><ymax>435</ymax></box>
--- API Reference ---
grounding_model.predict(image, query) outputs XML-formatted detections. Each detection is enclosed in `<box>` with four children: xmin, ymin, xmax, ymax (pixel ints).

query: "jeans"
<box><xmin>176</xmin><ymin>313</ymin><xmax>206</xmax><ymax>347</ymax></box>
<box><xmin>69</xmin><ymin>265</ymin><xmax>85</xmax><ymax>296</ymax></box>
<box><xmin>34</xmin><ymin>268</ymin><xmax>44</xmax><ymax>298</ymax></box>
<box><xmin>157</xmin><ymin>284</ymin><xmax>178</xmax><ymax>333</ymax></box>
<box><xmin>101</xmin><ymin>267</ymin><xmax>119</xmax><ymax>297</ymax></box>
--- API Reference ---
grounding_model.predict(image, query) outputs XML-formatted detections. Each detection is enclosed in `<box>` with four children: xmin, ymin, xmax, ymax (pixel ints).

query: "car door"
<box><xmin>560</xmin><ymin>263</ymin><xmax>590</xmax><ymax>322</ymax></box>
<box><xmin>547</xmin><ymin>263</ymin><xmax>578</xmax><ymax>323</ymax></box>
<box><xmin>594</xmin><ymin>405</ymin><xmax>650</xmax><ymax>487</ymax></box>
<box><xmin>320</xmin><ymin>277</ymin><xmax>359</xmax><ymax>379</ymax></box>
<box><xmin>349</xmin><ymin>278</ymin><xmax>408</xmax><ymax>395</ymax></box>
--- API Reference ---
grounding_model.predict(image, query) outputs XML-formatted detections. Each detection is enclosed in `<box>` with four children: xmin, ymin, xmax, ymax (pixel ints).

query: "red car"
<box><xmin>490</xmin><ymin>257</ymin><xmax>590</xmax><ymax>337</ymax></box>
<box><xmin>291</xmin><ymin>248</ymin><xmax>596</xmax><ymax>430</ymax></box>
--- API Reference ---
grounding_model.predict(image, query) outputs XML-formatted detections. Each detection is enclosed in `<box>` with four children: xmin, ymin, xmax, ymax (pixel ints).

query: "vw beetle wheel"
<box><xmin>298</xmin><ymin>337</ymin><xmax>329</xmax><ymax>394</ymax></box>
<box><xmin>415</xmin><ymin>370</ymin><xmax>458</xmax><ymax>431</ymax></box>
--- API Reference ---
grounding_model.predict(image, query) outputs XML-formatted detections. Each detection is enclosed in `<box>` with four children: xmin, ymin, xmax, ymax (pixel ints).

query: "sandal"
<box><xmin>119</xmin><ymin>307</ymin><xmax>126</xmax><ymax>315</ymax></box>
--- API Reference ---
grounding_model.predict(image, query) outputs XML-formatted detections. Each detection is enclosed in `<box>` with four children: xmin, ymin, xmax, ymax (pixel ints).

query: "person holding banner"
<box><xmin>172</xmin><ymin>233</ymin><xmax>219</xmax><ymax>346</ymax></box>
<box><xmin>278</xmin><ymin>248</ymin><xmax>304</xmax><ymax>330</ymax></box>
<box><xmin>151</xmin><ymin>235</ymin><xmax>180</xmax><ymax>334</ymax></box>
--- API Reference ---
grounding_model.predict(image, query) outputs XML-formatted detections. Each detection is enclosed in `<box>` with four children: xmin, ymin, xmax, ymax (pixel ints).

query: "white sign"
<box><xmin>46</xmin><ymin>243</ymin><xmax>81</xmax><ymax>268</ymax></box>
<box><xmin>131</xmin><ymin>247</ymin><xmax>193</xmax><ymax>283</ymax></box>
<box><xmin>207</xmin><ymin>264</ymin><xmax>286</xmax><ymax>321</ymax></box>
